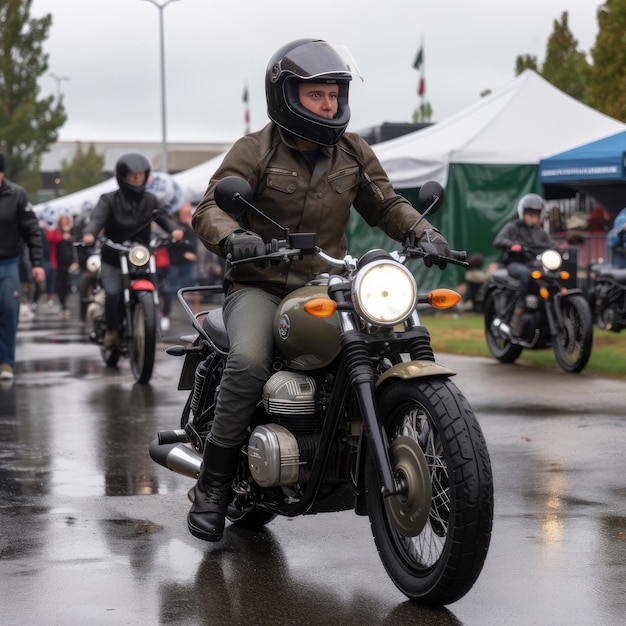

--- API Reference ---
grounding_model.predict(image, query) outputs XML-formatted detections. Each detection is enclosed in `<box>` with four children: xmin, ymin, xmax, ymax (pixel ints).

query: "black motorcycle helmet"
<box><xmin>115</xmin><ymin>152</ymin><xmax>152</xmax><ymax>200</ymax></box>
<box><xmin>265</xmin><ymin>39</ymin><xmax>363</xmax><ymax>147</ymax></box>
<box><xmin>517</xmin><ymin>193</ymin><xmax>546</xmax><ymax>219</ymax></box>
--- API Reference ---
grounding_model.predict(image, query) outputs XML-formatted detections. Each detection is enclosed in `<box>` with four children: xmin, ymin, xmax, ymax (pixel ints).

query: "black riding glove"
<box><xmin>418</xmin><ymin>228</ymin><xmax>452</xmax><ymax>269</ymax></box>
<box><xmin>224</xmin><ymin>230</ymin><xmax>265</xmax><ymax>261</ymax></box>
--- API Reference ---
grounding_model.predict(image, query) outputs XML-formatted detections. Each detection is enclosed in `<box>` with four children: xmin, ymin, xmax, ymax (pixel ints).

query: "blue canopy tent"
<box><xmin>539</xmin><ymin>130</ymin><xmax>626</xmax><ymax>215</ymax></box>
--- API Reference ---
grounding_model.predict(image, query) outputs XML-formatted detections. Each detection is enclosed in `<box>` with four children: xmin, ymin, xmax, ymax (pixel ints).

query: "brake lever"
<box><xmin>403</xmin><ymin>245</ymin><xmax>469</xmax><ymax>268</ymax></box>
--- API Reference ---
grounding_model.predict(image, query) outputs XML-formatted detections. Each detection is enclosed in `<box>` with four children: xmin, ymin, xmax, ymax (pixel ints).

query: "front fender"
<box><xmin>375</xmin><ymin>360</ymin><xmax>456</xmax><ymax>388</ymax></box>
<box><xmin>130</xmin><ymin>279</ymin><xmax>155</xmax><ymax>291</ymax></box>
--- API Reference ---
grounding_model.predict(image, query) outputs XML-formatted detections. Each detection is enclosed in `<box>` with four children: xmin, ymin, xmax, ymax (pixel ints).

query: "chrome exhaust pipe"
<box><xmin>149</xmin><ymin>439</ymin><xmax>202</xmax><ymax>480</ymax></box>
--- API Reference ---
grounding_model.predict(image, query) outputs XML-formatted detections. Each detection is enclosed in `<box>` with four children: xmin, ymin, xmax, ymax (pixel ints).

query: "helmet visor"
<box><xmin>272</xmin><ymin>41</ymin><xmax>363</xmax><ymax>83</ymax></box>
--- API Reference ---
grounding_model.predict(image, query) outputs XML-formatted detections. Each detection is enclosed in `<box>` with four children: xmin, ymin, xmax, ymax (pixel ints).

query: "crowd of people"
<box><xmin>14</xmin><ymin>154</ymin><xmax>225</xmax><ymax>339</ymax></box>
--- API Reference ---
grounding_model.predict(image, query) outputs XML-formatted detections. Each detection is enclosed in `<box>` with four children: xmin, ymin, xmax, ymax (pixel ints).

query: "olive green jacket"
<box><xmin>193</xmin><ymin>123</ymin><xmax>433</xmax><ymax>297</ymax></box>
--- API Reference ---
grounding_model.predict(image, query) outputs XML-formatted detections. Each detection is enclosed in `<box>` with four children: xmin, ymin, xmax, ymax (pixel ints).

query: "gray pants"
<box><xmin>208</xmin><ymin>287</ymin><xmax>281</xmax><ymax>447</ymax></box>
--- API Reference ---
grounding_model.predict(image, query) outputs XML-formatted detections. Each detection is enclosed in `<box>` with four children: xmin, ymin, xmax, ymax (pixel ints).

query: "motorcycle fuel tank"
<box><xmin>274</xmin><ymin>285</ymin><xmax>341</xmax><ymax>370</ymax></box>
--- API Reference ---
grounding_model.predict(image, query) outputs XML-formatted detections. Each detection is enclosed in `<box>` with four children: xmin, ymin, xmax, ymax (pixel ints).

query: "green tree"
<box><xmin>514</xmin><ymin>11</ymin><xmax>589</xmax><ymax>103</ymax></box>
<box><xmin>412</xmin><ymin>101</ymin><xmax>432</xmax><ymax>123</ymax></box>
<box><xmin>587</xmin><ymin>0</ymin><xmax>626</xmax><ymax>121</ymax></box>
<box><xmin>542</xmin><ymin>12</ymin><xmax>590</xmax><ymax>101</ymax></box>
<box><xmin>515</xmin><ymin>54</ymin><xmax>539</xmax><ymax>76</ymax></box>
<box><xmin>0</xmin><ymin>0</ymin><xmax>66</xmax><ymax>194</ymax></box>
<box><xmin>60</xmin><ymin>142</ymin><xmax>106</xmax><ymax>194</ymax></box>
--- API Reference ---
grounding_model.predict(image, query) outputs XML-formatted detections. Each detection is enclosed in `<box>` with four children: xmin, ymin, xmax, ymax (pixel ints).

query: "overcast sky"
<box><xmin>31</xmin><ymin>0</ymin><xmax>601</xmax><ymax>144</ymax></box>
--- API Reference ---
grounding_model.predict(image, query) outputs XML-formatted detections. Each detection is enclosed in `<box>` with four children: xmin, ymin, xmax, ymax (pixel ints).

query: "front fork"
<box><xmin>120</xmin><ymin>256</ymin><xmax>134</xmax><ymax>339</ymax></box>
<box><xmin>545</xmin><ymin>289</ymin><xmax>582</xmax><ymax>338</ymax></box>
<box><xmin>340</xmin><ymin>327</ymin><xmax>400</xmax><ymax>499</ymax></box>
<box><xmin>120</xmin><ymin>255</ymin><xmax>159</xmax><ymax>338</ymax></box>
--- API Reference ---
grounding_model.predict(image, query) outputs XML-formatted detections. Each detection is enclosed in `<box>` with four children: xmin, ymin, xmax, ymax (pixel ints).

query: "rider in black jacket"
<box><xmin>82</xmin><ymin>153</ymin><xmax>183</xmax><ymax>348</ymax></box>
<box><xmin>493</xmin><ymin>193</ymin><xmax>554</xmax><ymax>336</ymax></box>
<box><xmin>0</xmin><ymin>152</ymin><xmax>45</xmax><ymax>379</ymax></box>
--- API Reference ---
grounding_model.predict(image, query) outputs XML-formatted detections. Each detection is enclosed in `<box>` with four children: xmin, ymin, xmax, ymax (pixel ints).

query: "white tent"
<box><xmin>373</xmin><ymin>69</ymin><xmax>626</xmax><ymax>190</ymax></box>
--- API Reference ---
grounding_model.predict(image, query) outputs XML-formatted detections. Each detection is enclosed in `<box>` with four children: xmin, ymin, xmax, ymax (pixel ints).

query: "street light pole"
<box><xmin>141</xmin><ymin>0</ymin><xmax>181</xmax><ymax>174</ymax></box>
<box><xmin>49</xmin><ymin>73</ymin><xmax>70</xmax><ymax>99</ymax></box>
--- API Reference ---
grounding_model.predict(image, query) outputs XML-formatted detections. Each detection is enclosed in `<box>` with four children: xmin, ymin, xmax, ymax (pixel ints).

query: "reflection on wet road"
<box><xmin>0</xmin><ymin>302</ymin><xmax>624</xmax><ymax>625</ymax></box>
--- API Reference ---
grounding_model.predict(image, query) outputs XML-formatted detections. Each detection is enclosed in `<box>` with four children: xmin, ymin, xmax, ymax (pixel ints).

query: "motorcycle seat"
<box><xmin>202</xmin><ymin>308</ymin><xmax>229</xmax><ymax>351</ymax></box>
<box><xmin>490</xmin><ymin>267</ymin><xmax>519</xmax><ymax>288</ymax></box>
<box><xmin>597</xmin><ymin>267</ymin><xmax>626</xmax><ymax>284</ymax></box>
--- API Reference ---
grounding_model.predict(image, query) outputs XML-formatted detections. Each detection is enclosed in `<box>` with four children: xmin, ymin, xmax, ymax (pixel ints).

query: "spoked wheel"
<box><xmin>553</xmin><ymin>295</ymin><xmax>593</xmax><ymax>373</ymax></box>
<box><xmin>483</xmin><ymin>291</ymin><xmax>522</xmax><ymax>363</ymax></box>
<box><xmin>129</xmin><ymin>292</ymin><xmax>157</xmax><ymax>384</ymax></box>
<box><xmin>365</xmin><ymin>378</ymin><xmax>493</xmax><ymax>605</ymax></box>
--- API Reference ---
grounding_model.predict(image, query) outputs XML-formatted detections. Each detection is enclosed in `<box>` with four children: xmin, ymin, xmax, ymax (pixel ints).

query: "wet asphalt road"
<box><xmin>1</xmin><ymin>297</ymin><xmax>624</xmax><ymax>625</ymax></box>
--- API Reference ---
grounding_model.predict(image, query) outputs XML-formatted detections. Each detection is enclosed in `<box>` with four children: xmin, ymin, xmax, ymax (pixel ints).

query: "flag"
<box><xmin>413</xmin><ymin>46</ymin><xmax>423</xmax><ymax>71</ymax></box>
<box><xmin>242</xmin><ymin>85</ymin><xmax>248</xmax><ymax>103</ymax></box>
<box><xmin>418</xmin><ymin>76</ymin><xmax>425</xmax><ymax>97</ymax></box>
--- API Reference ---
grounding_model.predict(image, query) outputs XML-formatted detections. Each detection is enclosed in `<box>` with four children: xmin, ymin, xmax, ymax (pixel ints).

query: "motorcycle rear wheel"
<box><xmin>483</xmin><ymin>291</ymin><xmax>522</xmax><ymax>363</ymax></box>
<box><xmin>129</xmin><ymin>292</ymin><xmax>157</xmax><ymax>384</ymax></box>
<box><xmin>365</xmin><ymin>378</ymin><xmax>493</xmax><ymax>605</ymax></box>
<box><xmin>553</xmin><ymin>295</ymin><xmax>593</xmax><ymax>373</ymax></box>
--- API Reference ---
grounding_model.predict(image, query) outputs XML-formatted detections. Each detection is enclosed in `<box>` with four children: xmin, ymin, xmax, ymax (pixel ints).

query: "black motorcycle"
<box><xmin>482</xmin><ymin>248</ymin><xmax>593</xmax><ymax>373</ymax></box>
<box><xmin>83</xmin><ymin>235</ymin><xmax>169</xmax><ymax>384</ymax></box>
<box><xmin>150</xmin><ymin>177</ymin><xmax>494</xmax><ymax>605</ymax></box>
<box><xmin>588</xmin><ymin>262</ymin><xmax>626</xmax><ymax>332</ymax></box>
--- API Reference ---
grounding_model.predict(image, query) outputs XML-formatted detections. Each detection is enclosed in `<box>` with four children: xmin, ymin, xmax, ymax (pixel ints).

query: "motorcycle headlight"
<box><xmin>540</xmin><ymin>250</ymin><xmax>562</xmax><ymax>271</ymax></box>
<box><xmin>129</xmin><ymin>244</ymin><xmax>150</xmax><ymax>267</ymax></box>
<box><xmin>86</xmin><ymin>254</ymin><xmax>101</xmax><ymax>273</ymax></box>
<box><xmin>352</xmin><ymin>260</ymin><xmax>417</xmax><ymax>326</ymax></box>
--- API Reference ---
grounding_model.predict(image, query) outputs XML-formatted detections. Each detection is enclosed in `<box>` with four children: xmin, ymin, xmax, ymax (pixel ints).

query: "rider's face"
<box><xmin>298</xmin><ymin>83</ymin><xmax>339</xmax><ymax>119</ymax></box>
<box><xmin>523</xmin><ymin>210</ymin><xmax>542</xmax><ymax>226</ymax></box>
<box><xmin>126</xmin><ymin>171</ymin><xmax>146</xmax><ymax>186</ymax></box>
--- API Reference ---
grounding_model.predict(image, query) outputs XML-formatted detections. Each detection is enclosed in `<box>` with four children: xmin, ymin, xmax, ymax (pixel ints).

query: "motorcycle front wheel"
<box><xmin>129</xmin><ymin>292</ymin><xmax>157</xmax><ymax>384</ymax></box>
<box><xmin>365</xmin><ymin>378</ymin><xmax>493</xmax><ymax>605</ymax></box>
<box><xmin>553</xmin><ymin>294</ymin><xmax>593</xmax><ymax>373</ymax></box>
<box><xmin>483</xmin><ymin>290</ymin><xmax>522</xmax><ymax>363</ymax></box>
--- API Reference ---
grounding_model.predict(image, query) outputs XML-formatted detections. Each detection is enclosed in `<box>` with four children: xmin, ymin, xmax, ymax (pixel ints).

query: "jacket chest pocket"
<box><xmin>327</xmin><ymin>167</ymin><xmax>360</xmax><ymax>194</ymax></box>
<box><xmin>266</xmin><ymin>168</ymin><xmax>298</xmax><ymax>195</ymax></box>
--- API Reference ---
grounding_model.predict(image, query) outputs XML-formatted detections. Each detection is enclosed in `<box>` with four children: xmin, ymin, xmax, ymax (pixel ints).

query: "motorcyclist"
<box><xmin>493</xmin><ymin>193</ymin><xmax>554</xmax><ymax>336</ymax></box>
<box><xmin>187</xmin><ymin>38</ymin><xmax>454</xmax><ymax>542</ymax></box>
<box><xmin>82</xmin><ymin>153</ymin><xmax>183</xmax><ymax>349</ymax></box>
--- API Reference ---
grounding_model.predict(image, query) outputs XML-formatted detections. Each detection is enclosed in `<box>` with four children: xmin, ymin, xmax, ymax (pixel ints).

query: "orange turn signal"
<box><xmin>304</xmin><ymin>298</ymin><xmax>337</xmax><ymax>318</ymax></box>
<box><xmin>427</xmin><ymin>288</ymin><xmax>462</xmax><ymax>309</ymax></box>
<box><xmin>539</xmin><ymin>287</ymin><xmax>549</xmax><ymax>299</ymax></box>
<box><xmin>531</xmin><ymin>270</ymin><xmax>543</xmax><ymax>279</ymax></box>
<box><xmin>560</xmin><ymin>271</ymin><xmax>570</xmax><ymax>281</ymax></box>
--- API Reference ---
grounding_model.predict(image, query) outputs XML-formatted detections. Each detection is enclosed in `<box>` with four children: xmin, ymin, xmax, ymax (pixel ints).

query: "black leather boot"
<box><xmin>187</xmin><ymin>441</ymin><xmax>240</xmax><ymax>542</ymax></box>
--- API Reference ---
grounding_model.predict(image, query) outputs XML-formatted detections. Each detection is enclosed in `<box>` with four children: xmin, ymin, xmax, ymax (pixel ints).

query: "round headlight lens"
<box><xmin>129</xmin><ymin>244</ymin><xmax>150</xmax><ymax>267</ymax></box>
<box><xmin>541</xmin><ymin>249</ymin><xmax>562</xmax><ymax>271</ymax></box>
<box><xmin>353</xmin><ymin>260</ymin><xmax>417</xmax><ymax>325</ymax></box>
<box><xmin>86</xmin><ymin>254</ymin><xmax>101</xmax><ymax>273</ymax></box>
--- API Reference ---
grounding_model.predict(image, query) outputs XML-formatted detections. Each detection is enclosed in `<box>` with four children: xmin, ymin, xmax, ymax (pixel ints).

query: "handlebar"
<box><xmin>76</xmin><ymin>234</ymin><xmax>176</xmax><ymax>252</ymax></box>
<box><xmin>227</xmin><ymin>236</ymin><xmax>469</xmax><ymax>270</ymax></box>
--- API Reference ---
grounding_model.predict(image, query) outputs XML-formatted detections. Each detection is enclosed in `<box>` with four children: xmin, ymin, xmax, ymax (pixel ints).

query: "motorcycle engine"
<box><xmin>248</xmin><ymin>371</ymin><xmax>322</xmax><ymax>488</ymax></box>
